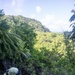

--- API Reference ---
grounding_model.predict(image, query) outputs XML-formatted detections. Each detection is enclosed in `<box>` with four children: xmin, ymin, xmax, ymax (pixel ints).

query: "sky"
<box><xmin>0</xmin><ymin>0</ymin><xmax>75</xmax><ymax>32</ymax></box>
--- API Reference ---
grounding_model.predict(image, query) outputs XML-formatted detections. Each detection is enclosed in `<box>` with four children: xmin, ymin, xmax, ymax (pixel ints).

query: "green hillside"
<box><xmin>0</xmin><ymin>11</ymin><xmax>75</xmax><ymax>75</ymax></box>
<box><xmin>3</xmin><ymin>15</ymin><xmax>50</xmax><ymax>32</ymax></box>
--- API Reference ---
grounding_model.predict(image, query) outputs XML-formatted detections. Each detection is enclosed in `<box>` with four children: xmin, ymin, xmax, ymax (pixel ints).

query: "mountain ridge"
<box><xmin>4</xmin><ymin>15</ymin><xmax>50</xmax><ymax>32</ymax></box>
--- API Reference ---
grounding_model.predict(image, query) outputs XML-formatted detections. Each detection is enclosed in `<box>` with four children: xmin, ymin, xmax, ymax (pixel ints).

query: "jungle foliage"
<box><xmin>0</xmin><ymin>8</ymin><xmax>75</xmax><ymax>75</ymax></box>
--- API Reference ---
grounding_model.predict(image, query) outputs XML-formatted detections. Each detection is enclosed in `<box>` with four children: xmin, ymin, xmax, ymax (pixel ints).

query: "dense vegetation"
<box><xmin>3</xmin><ymin>15</ymin><xmax>50</xmax><ymax>32</ymax></box>
<box><xmin>0</xmin><ymin>8</ymin><xmax>75</xmax><ymax>75</ymax></box>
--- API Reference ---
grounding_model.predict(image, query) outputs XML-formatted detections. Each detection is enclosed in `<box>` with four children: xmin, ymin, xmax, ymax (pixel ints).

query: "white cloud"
<box><xmin>15</xmin><ymin>9</ymin><xmax>23</xmax><ymax>14</ymax></box>
<box><xmin>30</xmin><ymin>14</ymin><xmax>35</xmax><ymax>18</ymax></box>
<box><xmin>11</xmin><ymin>0</ymin><xmax>16</xmax><ymax>6</ymax></box>
<box><xmin>11</xmin><ymin>0</ymin><xmax>24</xmax><ymax>15</ymax></box>
<box><xmin>40</xmin><ymin>14</ymin><xmax>71</xmax><ymax>32</ymax></box>
<box><xmin>36</xmin><ymin>6</ymin><xmax>41</xmax><ymax>13</ymax></box>
<box><xmin>41</xmin><ymin>14</ymin><xmax>55</xmax><ymax>25</ymax></box>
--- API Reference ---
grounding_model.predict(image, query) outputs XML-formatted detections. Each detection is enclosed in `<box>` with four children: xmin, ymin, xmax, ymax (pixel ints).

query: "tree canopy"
<box><xmin>0</xmin><ymin>9</ymin><xmax>75</xmax><ymax>75</ymax></box>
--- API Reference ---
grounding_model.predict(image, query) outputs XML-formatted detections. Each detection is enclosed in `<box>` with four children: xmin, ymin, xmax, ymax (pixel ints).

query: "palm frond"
<box><xmin>70</xmin><ymin>22</ymin><xmax>75</xmax><ymax>27</ymax></box>
<box><xmin>71</xmin><ymin>9</ymin><xmax>75</xmax><ymax>13</ymax></box>
<box><xmin>0</xmin><ymin>9</ymin><xmax>4</xmax><ymax>17</ymax></box>
<box><xmin>69</xmin><ymin>14</ymin><xmax>75</xmax><ymax>22</ymax></box>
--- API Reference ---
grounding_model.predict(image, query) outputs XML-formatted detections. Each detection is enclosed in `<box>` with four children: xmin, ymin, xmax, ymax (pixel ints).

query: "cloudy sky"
<box><xmin>0</xmin><ymin>0</ymin><xmax>75</xmax><ymax>32</ymax></box>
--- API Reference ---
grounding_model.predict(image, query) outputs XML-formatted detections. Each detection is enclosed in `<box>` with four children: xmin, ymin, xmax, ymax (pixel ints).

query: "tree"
<box><xmin>0</xmin><ymin>9</ymin><xmax>4</xmax><ymax>16</ymax></box>
<box><xmin>0</xmin><ymin>10</ymin><xmax>28</xmax><ymax>68</ymax></box>
<box><xmin>69</xmin><ymin>5</ymin><xmax>75</xmax><ymax>50</ymax></box>
<box><xmin>7</xmin><ymin>16</ymin><xmax>36</xmax><ymax>51</ymax></box>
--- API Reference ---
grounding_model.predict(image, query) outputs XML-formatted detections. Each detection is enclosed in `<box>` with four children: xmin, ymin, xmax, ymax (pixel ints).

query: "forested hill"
<box><xmin>1</xmin><ymin>9</ymin><xmax>75</xmax><ymax>75</ymax></box>
<box><xmin>3</xmin><ymin>15</ymin><xmax>50</xmax><ymax>32</ymax></box>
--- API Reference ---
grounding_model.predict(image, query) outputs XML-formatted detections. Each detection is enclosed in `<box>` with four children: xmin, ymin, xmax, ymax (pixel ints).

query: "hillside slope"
<box><xmin>3</xmin><ymin>15</ymin><xmax>50</xmax><ymax>32</ymax></box>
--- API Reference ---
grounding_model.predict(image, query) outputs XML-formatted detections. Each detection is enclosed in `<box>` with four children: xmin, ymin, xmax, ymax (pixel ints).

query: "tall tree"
<box><xmin>69</xmin><ymin>5</ymin><xmax>75</xmax><ymax>50</ymax></box>
<box><xmin>8</xmin><ymin>16</ymin><xmax>36</xmax><ymax>51</ymax></box>
<box><xmin>0</xmin><ymin>10</ymin><xmax>28</xmax><ymax>68</ymax></box>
